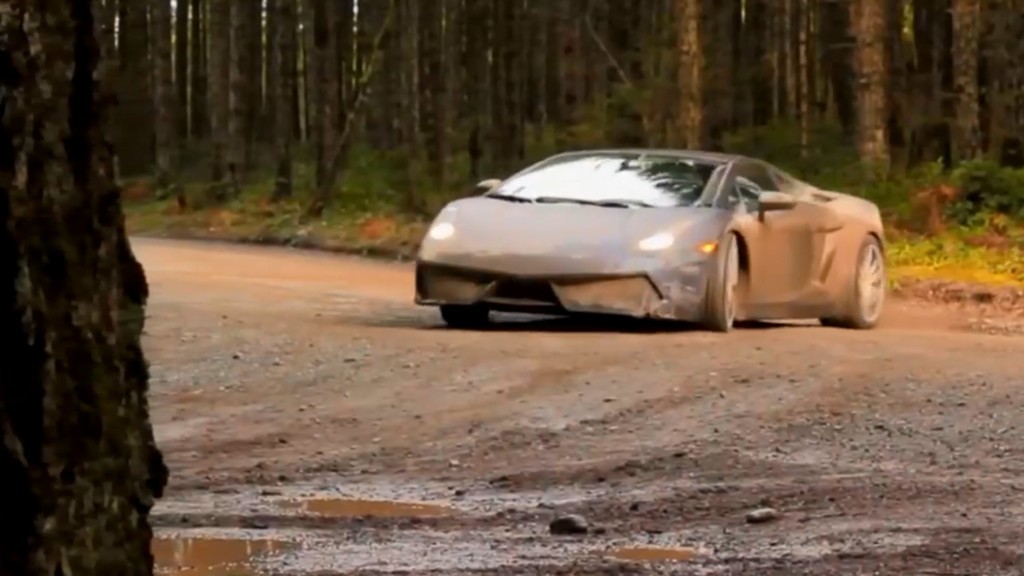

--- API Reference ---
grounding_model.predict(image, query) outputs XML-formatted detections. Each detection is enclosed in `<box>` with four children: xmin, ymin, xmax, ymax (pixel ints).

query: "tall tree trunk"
<box><xmin>247</xmin><ymin>1</ymin><xmax>264</xmax><ymax>146</ymax></box>
<box><xmin>399</xmin><ymin>0</ymin><xmax>422</xmax><ymax>209</ymax></box>
<box><xmin>951</xmin><ymin>0</ymin><xmax>981</xmax><ymax>161</ymax></box>
<box><xmin>306</xmin><ymin>0</ymin><xmax>339</xmax><ymax>191</ymax></box>
<box><xmin>228</xmin><ymin>0</ymin><xmax>249</xmax><ymax>189</ymax></box>
<box><xmin>189</xmin><ymin>0</ymin><xmax>208</xmax><ymax>140</ymax></box>
<box><xmin>116</xmin><ymin>0</ymin><xmax>154</xmax><ymax>176</ymax></box>
<box><xmin>273</xmin><ymin>0</ymin><xmax>297</xmax><ymax>201</ymax></box>
<box><xmin>821</xmin><ymin>0</ymin><xmax>856</xmax><ymax>137</ymax></box>
<box><xmin>336</xmin><ymin>0</ymin><xmax>355</xmax><ymax>131</ymax></box>
<box><xmin>152</xmin><ymin>0</ymin><xmax>176</xmax><ymax>189</ymax></box>
<box><xmin>852</xmin><ymin>0</ymin><xmax>891</xmax><ymax>170</ymax></box>
<box><xmin>420</xmin><ymin>0</ymin><xmax>447</xmax><ymax>185</ymax></box>
<box><xmin>983</xmin><ymin>0</ymin><xmax>1022</xmax><ymax>163</ymax></box>
<box><xmin>675</xmin><ymin>0</ymin><xmax>705</xmax><ymax>148</ymax></box>
<box><xmin>0</xmin><ymin>4</ymin><xmax>168</xmax><ymax>575</ymax></box>
<box><xmin>464</xmin><ymin>0</ymin><xmax>493</xmax><ymax>178</ymax></box>
<box><xmin>174</xmin><ymin>0</ymin><xmax>189</xmax><ymax>139</ymax></box>
<box><xmin>746</xmin><ymin>0</ymin><xmax>773</xmax><ymax>126</ymax></box>
<box><xmin>207</xmin><ymin>0</ymin><xmax>230</xmax><ymax>193</ymax></box>
<box><xmin>265</xmin><ymin>0</ymin><xmax>280</xmax><ymax>144</ymax></box>
<box><xmin>798</xmin><ymin>0</ymin><xmax>811</xmax><ymax>156</ymax></box>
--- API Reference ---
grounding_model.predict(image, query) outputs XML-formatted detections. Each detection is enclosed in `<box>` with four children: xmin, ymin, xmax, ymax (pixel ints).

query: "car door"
<box><xmin>730</xmin><ymin>162</ymin><xmax>834</xmax><ymax>309</ymax></box>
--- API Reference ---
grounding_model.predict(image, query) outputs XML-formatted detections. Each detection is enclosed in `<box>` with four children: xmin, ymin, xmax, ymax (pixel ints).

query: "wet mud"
<box><xmin>282</xmin><ymin>498</ymin><xmax>454</xmax><ymax>518</ymax></box>
<box><xmin>153</xmin><ymin>533</ymin><xmax>293</xmax><ymax>575</ymax></box>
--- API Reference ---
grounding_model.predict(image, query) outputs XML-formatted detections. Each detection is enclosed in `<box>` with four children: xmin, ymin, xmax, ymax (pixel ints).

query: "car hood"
<box><xmin>420</xmin><ymin>196</ymin><xmax>727</xmax><ymax>259</ymax></box>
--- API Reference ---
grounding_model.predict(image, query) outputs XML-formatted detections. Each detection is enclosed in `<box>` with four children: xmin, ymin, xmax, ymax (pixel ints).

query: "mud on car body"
<box><xmin>415</xmin><ymin>149</ymin><xmax>887</xmax><ymax>333</ymax></box>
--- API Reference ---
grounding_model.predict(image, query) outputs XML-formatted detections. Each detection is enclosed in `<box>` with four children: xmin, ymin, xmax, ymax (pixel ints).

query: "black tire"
<box><xmin>440</xmin><ymin>304</ymin><xmax>490</xmax><ymax>329</ymax></box>
<box><xmin>820</xmin><ymin>235</ymin><xmax>886</xmax><ymax>330</ymax></box>
<box><xmin>701</xmin><ymin>231</ymin><xmax>740</xmax><ymax>333</ymax></box>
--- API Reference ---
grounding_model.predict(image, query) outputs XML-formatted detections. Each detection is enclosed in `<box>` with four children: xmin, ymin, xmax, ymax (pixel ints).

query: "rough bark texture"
<box><xmin>0</xmin><ymin>3</ymin><xmax>168</xmax><ymax>575</ymax></box>
<box><xmin>852</xmin><ymin>0</ymin><xmax>891</xmax><ymax>170</ymax></box>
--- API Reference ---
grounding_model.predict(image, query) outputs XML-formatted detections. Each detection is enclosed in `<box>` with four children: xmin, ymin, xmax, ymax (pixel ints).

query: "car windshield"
<box><xmin>489</xmin><ymin>153</ymin><xmax>720</xmax><ymax>208</ymax></box>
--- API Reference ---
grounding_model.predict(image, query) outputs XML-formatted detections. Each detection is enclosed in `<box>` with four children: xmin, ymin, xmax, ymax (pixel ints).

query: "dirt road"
<box><xmin>139</xmin><ymin>237</ymin><xmax>1024</xmax><ymax>575</ymax></box>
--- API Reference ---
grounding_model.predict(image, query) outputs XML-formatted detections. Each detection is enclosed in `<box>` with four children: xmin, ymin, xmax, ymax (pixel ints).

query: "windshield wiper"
<box><xmin>595</xmin><ymin>199</ymin><xmax>655</xmax><ymax>208</ymax></box>
<box><xmin>534</xmin><ymin>196</ymin><xmax>652</xmax><ymax>208</ymax></box>
<box><xmin>534</xmin><ymin>196</ymin><xmax>602</xmax><ymax>206</ymax></box>
<box><xmin>485</xmin><ymin>193</ymin><xmax>534</xmax><ymax>203</ymax></box>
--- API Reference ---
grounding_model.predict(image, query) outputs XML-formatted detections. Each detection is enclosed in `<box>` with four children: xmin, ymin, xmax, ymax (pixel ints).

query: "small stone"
<box><xmin>549</xmin><ymin>514</ymin><xmax>589</xmax><ymax>535</ymax></box>
<box><xmin>232</xmin><ymin>352</ymin><xmax>242</xmax><ymax>360</ymax></box>
<box><xmin>746</xmin><ymin>507</ymin><xmax>780</xmax><ymax>524</ymax></box>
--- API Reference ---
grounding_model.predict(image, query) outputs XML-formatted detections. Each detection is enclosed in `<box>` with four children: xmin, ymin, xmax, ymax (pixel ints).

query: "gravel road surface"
<box><xmin>139</xmin><ymin>237</ymin><xmax>1024</xmax><ymax>576</ymax></box>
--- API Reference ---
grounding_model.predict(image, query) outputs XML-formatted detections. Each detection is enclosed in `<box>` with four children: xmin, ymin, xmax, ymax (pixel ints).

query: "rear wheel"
<box><xmin>440</xmin><ymin>304</ymin><xmax>490</xmax><ymax>329</ymax></box>
<box><xmin>701</xmin><ymin>232</ymin><xmax>740</xmax><ymax>333</ymax></box>
<box><xmin>821</xmin><ymin>235</ymin><xmax>886</xmax><ymax>329</ymax></box>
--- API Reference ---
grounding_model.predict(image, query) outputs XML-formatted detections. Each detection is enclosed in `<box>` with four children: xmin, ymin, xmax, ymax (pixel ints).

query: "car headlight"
<box><xmin>428</xmin><ymin>221</ymin><xmax>455</xmax><ymax>241</ymax></box>
<box><xmin>637</xmin><ymin>232</ymin><xmax>675</xmax><ymax>251</ymax></box>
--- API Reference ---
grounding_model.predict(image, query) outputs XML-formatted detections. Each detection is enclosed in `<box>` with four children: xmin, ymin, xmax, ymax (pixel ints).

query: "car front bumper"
<box><xmin>414</xmin><ymin>256</ymin><xmax>712</xmax><ymax>322</ymax></box>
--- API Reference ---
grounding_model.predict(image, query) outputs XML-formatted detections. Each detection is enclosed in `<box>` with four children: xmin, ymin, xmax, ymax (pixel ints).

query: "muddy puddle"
<box><xmin>280</xmin><ymin>497</ymin><xmax>454</xmax><ymax>518</ymax></box>
<box><xmin>607</xmin><ymin>546</ymin><xmax>698</xmax><ymax>562</ymax></box>
<box><xmin>153</xmin><ymin>534</ymin><xmax>293</xmax><ymax>575</ymax></box>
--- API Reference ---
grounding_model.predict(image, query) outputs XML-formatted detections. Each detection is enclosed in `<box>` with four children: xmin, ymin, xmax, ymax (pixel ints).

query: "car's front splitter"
<box><xmin>415</xmin><ymin>259</ymin><xmax>712</xmax><ymax>322</ymax></box>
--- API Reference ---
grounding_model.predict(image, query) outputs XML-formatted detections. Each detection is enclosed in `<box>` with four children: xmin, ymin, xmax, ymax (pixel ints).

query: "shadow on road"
<box><xmin>357</xmin><ymin>310</ymin><xmax>812</xmax><ymax>334</ymax></box>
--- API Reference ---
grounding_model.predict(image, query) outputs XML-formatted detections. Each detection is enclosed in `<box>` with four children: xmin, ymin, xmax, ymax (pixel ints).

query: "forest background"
<box><xmin>117</xmin><ymin>0</ymin><xmax>1024</xmax><ymax>286</ymax></box>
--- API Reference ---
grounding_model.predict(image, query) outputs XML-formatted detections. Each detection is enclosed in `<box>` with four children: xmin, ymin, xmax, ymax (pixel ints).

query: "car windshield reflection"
<box><xmin>490</xmin><ymin>153</ymin><xmax>719</xmax><ymax>208</ymax></box>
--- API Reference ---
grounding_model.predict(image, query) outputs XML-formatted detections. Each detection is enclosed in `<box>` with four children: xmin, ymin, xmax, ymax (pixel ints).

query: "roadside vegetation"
<box><xmin>120</xmin><ymin>0</ymin><xmax>1024</xmax><ymax>290</ymax></box>
<box><xmin>125</xmin><ymin>126</ymin><xmax>1024</xmax><ymax>289</ymax></box>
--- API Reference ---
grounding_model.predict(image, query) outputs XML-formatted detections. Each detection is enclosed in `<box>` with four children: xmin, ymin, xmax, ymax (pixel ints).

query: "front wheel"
<box><xmin>821</xmin><ymin>235</ymin><xmax>886</xmax><ymax>330</ymax></box>
<box><xmin>440</xmin><ymin>304</ymin><xmax>490</xmax><ymax>329</ymax></box>
<box><xmin>700</xmin><ymin>232</ymin><xmax>740</xmax><ymax>333</ymax></box>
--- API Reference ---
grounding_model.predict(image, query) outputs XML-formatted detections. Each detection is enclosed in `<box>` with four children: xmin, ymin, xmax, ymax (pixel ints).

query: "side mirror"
<box><xmin>475</xmin><ymin>178</ymin><xmax>502</xmax><ymax>194</ymax></box>
<box><xmin>757</xmin><ymin>191</ymin><xmax>797</xmax><ymax>220</ymax></box>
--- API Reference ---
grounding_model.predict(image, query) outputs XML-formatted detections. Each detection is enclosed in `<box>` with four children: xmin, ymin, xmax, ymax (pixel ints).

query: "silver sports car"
<box><xmin>414</xmin><ymin>149</ymin><xmax>887</xmax><ymax>332</ymax></box>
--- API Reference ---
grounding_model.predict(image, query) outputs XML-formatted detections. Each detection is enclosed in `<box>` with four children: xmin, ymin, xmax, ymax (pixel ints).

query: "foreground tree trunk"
<box><xmin>0</xmin><ymin>4</ymin><xmax>168</xmax><ymax>575</ymax></box>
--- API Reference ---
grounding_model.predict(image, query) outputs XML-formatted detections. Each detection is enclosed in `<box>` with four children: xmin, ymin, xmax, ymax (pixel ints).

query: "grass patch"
<box><xmin>887</xmin><ymin>231</ymin><xmax>1024</xmax><ymax>287</ymax></box>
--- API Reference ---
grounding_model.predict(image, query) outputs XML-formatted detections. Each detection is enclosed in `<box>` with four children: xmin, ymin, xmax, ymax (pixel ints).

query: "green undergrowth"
<box><xmin>124</xmin><ymin>129</ymin><xmax>1024</xmax><ymax>288</ymax></box>
<box><xmin>124</xmin><ymin>187</ymin><xmax>1024</xmax><ymax>289</ymax></box>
